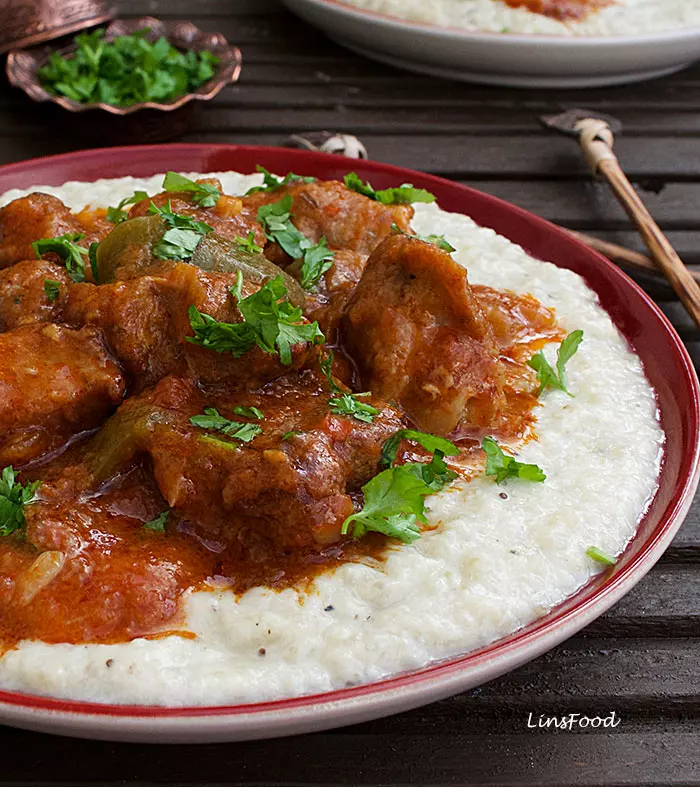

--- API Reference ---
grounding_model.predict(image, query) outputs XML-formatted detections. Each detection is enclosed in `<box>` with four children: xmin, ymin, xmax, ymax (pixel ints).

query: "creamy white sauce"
<box><xmin>0</xmin><ymin>172</ymin><xmax>663</xmax><ymax>705</ymax></box>
<box><xmin>335</xmin><ymin>0</ymin><xmax>700</xmax><ymax>36</ymax></box>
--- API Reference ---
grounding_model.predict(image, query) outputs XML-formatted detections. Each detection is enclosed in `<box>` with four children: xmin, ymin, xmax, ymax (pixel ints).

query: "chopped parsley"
<box><xmin>32</xmin><ymin>233</ymin><xmax>89</xmax><ymax>282</ymax></box>
<box><xmin>190</xmin><ymin>407</ymin><xmax>262</xmax><ymax>443</ymax></box>
<box><xmin>344</xmin><ymin>172</ymin><xmax>436</xmax><ymax>205</ymax></box>
<box><xmin>38</xmin><ymin>28</ymin><xmax>220</xmax><ymax>108</ymax></box>
<box><xmin>143</xmin><ymin>510</ymin><xmax>169</xmax><ymax>533</ymax></box>
<box><xmin>245</xmin><ymin>165</ymin><xmax>314</xmax><ymax>195</ymax></box>
<box><xmin>482</xmin><ymin>437</ymin><xmax>546</xmax><ymax>485</ymax></box>
<box><xmin>527</xmin><ymin>330</ymin><xmax>584</xmax><ymax>397</ymax></box>
<box><xmin>256</xmin><ymin>196</ymin><xmax>335</xmax><ymax>289</ymax></box>
<box><xmin>342</xmin><ymin>449</ymin><xmax>457</xmax><ymax>544</ymax></box>
<box><xmin>187</xmin><ymin>273</ymin><xmax>323</xmax><ymax>365</ymax></box>
<box><xmin>586</xmin><ymin>546</ymin><xmax>617</xmax><ymax>566</ymax></box>
<box><xmin>162</xmin><ymin>171</ymin><xmax>220</xmax><ymax>208</ymax></box>
<box><xmin>149</xmin><ymin>200</ymin><xmax>213</xmax><ymax>261</ymax></box>
<box><xmin>106</xmin><ymin>190</ymin><xmax>149</xmax><ymax>223</ymax></box>
<box><xmin>232</xmin><ymin>405</ymin><xmax>264</xmax><ymax>420</ymax></box>
<box><xmin>299</xmin><ymin>237</ymin><xmax>334</xmax><ymax>290</ymax></box>
<box><xmin>43</xmin><ymin>278</ymin><xmax>62</xmax><ymax>302</ymax></box>
<box><xmin>0</xmin><ymin>466</ymin><xmax>41</xmax><ymax>537</ymax></box>
<box><xmin>380</xmin><ymin>428</ymin><xmax>459</xmax><ymax>469</ymax></box>
<box><xmin>281</xmin><ymin>430</ymin><xmax>302</xmax><ymax>441</ymax></box>
<box><xmin>320</xmin><ymin>351</ymin><xmax>379</xmax><ymax>424</ymax></box>
<box><xmin>391</xmin><ymin>223</ymin><xmax>456</xmax><ymax>253</ymax></box>
<box><xmin>234</xmin><ymin>231</ymin><xmax>263</xmax><ymax>254</ymax></box>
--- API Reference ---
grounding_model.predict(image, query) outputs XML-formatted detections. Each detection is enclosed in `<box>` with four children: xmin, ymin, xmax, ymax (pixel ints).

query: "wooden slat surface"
<box><xmin>0</xmin><ymin>0</ymin><xmax>699</xmax><ymax>784</ymax></box>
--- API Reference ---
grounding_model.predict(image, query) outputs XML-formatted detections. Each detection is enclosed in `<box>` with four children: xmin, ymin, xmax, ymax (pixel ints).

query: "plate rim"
<box><xmin>285</xmin><ymin>0</ymin><xmax>700</xmax><ymax>45</ymax></box>
<box><xmin>0</xmin><ymin>143</ymin><xmax>697</xmax><ymax>740</ymax></box>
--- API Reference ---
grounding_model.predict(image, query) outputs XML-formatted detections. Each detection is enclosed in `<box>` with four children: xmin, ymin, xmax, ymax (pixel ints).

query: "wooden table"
<box><xmin>1</xmin><ymin>1</ymin><xmax>699</xmax><ymax>784</ymax></box>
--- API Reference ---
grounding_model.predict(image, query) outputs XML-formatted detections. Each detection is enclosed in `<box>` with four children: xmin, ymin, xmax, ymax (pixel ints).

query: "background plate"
<box><xmin>0</xmin><ymin>144</ymin><xmax>697</xmax><ymax>742</ymax></box>
<box><xmin>282</xmin><ymin>0</ymin><xmax>700</xmax><ymax>88</ymax></box>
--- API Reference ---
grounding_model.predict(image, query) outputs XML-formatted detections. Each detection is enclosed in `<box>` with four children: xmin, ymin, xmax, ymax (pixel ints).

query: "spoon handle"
<box><xmin>576</xmin><ymin>118</ymin><xmax>700</xmax><ymax>329</ymax></box>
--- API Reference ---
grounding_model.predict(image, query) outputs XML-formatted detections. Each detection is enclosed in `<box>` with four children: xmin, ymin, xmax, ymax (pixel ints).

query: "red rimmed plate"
<box><xmin>0</xmin><ymin>144</ymin><xmax>697</xmax><ymax>743</ymax></box>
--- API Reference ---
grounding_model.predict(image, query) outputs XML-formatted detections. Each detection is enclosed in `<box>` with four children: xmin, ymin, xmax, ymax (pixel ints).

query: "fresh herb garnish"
<box><xmin>38</xmin><ymin>29</ymin><xmax>220</xmax><ymax>108</ymax></box>
<box><xmin>188</xmin><ymin>273</ymin><xmax>324</xmax><ymax>365</ymax></box>
<box><xmin>527</xmin><ymin>330</ymin><xmax>584</xmax><ymax>397</ymax></box>
<box><xmin>43</xmin><ymin>279</ymin><xmax>62</xmax><ymax>302</ymax></box>
<box><xmin>320</xmin><ymin>351</ymin><xmax>379</xmax><ymax>424</ymax></box>
<box><xmin>190</xmin><ymin>406</ymin><xmax>262</xmax><ymax>443</ymax></box>
<box><xmin>342</xmin><ymin>449</ymin><xmax>457</xmax><ymax>544</ymax></box>
<box><xmin>232</xmin><ymin>405</ymin><xmax>264</xmax><ymax>420</ymax></box>
<box><xmin>149</xmin><ymin>200</ymin><xmax>213</xmax><ymax>261</ymax></box>
<box><xmin>299</xmin><ymin>237</ymin><xmax>334</xmax><ymax>290</ymax></box>
<box><xmin>0</xmin><ymin>467</ymin><xmax>41</xmax><ymax>537</ymax></box>
<box><xmin>380</xmin><ymin>428</ymin><xmax>460</xmax><ymax>469</ymax></box>
<box><xmin>32</xmin><ymin>233</ymin><xmax>89</xmax><ymax>283</ymax></box>
<box><xmin>344</xmin><ymin>172</ymin><xmax>435</xmax><ymax>205</ymax></box>
<box><xmin>482</xmin><ymin>437</ymin><xmax>546</xmax><ymax>485</ymax></box>
<box><xmin>256</xmin><ymin>196</ymin><xmax>336</xmax><ymax>288</ymax></box>
<box><xmin>162</xmin><ymin>172</ymin><xmax>220</xmax><ymax>208</ymax></box>
<box><xmin>390</xmin><ymin>223</ymin><xmax>456</xmax><ymax>253</ymax></box>
<box><xmin>245</xmin><ymin>165</ymin><xmax>314</xmax><ymax>195</ymax></box>
<box><xmin>281</xmin><ymin>430</ymin><xmax>301</xmax><ymax>441</ymax></box>
<box><xmin>234</xmin><ymin>231</ymin><xmax>263</xmax><ymax>255</ymax></box>
<box><xmin>586</xmin><ymin>546</ymin><xmax>617</xmax><ymax>566</ymax></box>
<box><xmin>106</xmin><ymin>190</ymin><xmax>149</xmax><ymax>223</ymax></box>
<box><xmin>144</xmin><ymin>510</ymin><xmax>169</xmax><ymax>533</ymax></box>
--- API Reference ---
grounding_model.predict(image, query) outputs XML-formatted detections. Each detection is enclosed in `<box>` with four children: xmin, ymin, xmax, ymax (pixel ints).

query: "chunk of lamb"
<box><xmin>128</xmin><ymin>177</ymin><xmax>265</xmax><ymax>247</ymax></box>
<box><xmin>0</xmin><ymin>193</ymin><xmax>110</xmax><ymax>269</ymax></box>
<box><xmin>244</xmin><ymin>179</ymin><xmax>414</xmax><ymax>256</ymax></box>
<box><xmin>62</xmin><ymin>372</ymin><xmax>403</xmax><ymax>553</ymax></box>
<box><xmin>0</xmin><ymin>259</ymin><xmax>71</xmax><ymax>331</ymax></box>
<box><xmin>64</xmin><ymin>262</ymin><xmax>314</xmax><ymax>391</ymax></box>
<box><xmin>343</xmin><ymin>235</ymin><xmax>504</xmax><ymax>437</ymax></box>
<box><xmin>0</xmin><ymin>324</ymin><xmax>125</xmax><ymax>466</ymax></box>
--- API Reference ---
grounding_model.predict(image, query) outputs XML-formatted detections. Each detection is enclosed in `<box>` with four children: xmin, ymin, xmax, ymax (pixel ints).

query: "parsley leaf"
<box><xmin>235</xmin><ymin>231</ymin><xmax>263</xmax><ymax>254</ymax></box>
<box><xmin>527</xmin><ymin>330</ymin><xmax>584</xmax><ymax>396</ymax></box>
<box><xmin>144</xmin><ymin>510</ymin><xmax>169</xmax><ymax>533</ymax></box>
<box><xmin>245</xmin><ymin>165</ymin><xmax>315</xmax><ymax>195</ymax></box>
<box><xmin>256</xmin><ymin>195</ymin><xmax>310</xmax><ymax>259</ymax></box>
<box><xmin>380</xmin><ymin>428</ymin><xmax>460</xmax><ymax>469</ymax></box>
<box><xmin>344</xmin><ymin>172</ymin><xmax>436</xmax><ymax>205</ymax></box>
<box><xmin>281</xmin><ymin>430</ymin><xmax>301</xmax><ymax>441</ymax></box>
<box><xmin>342</xmin><ymin>449</ymin><xmax>456</xmax><ymax>544</ymax></box>
<box><xmin>187</xmin><ymin>274</ymin><xmax>324</xmax><ymax>365</ymax></box>
<box><xmin>0</xmin><ymin>466</ymin><xmax>41</xmax><ymax>537</ymax></box>
<box><xmin>88</xmin><ymin>242</ymin><xmax>100</xmax><ymax>283</ymax></box>
<box><xmin>33</xmin><ymin>233</ymin><xmax>89</xmax><ymax>282</ymax></box>
<box><xmin>106</xmin><ymin>190</ymin><xmax>149</xmax><ymax>223</ymax></box>
<box><xmin>190</xmin><ymin>406</ymin><xmax>262</xmax><ymax>443</ymax></box>
<box><xmin>38</xmin><ymin>29</ymin><xmax>220</xmax><ymax>108</ymax></box>
<box><xmin>162</xmin><ymin>172</ymin><xmax>220</xmax><ymax>208</ymax></box>
<box><xmin>482</xmin><ymin>437</ymin><xmax>546</xmax><ymax>484</ymax></box>
<box><xmin>300</xmin><ymin>237</ymin><xmax>334</xmax><ymax>290</ymax></box>
<box><xmin>149</xmin><ymin>200</ymin><xmax>213</xmax><ymax>260</ymax></box>
<box><xmin>586</xmin><ymin>546</ymin><xmax>617</xmax><ymax>566</ymax></box>
<box><xmin>43</xmin><ymin>279</ymin><xmax>62</xmax><ymax>302</ymax></box>
<box><xmin>232</xmin><ymin>405</ymin><xmax>264</xmax><ymax>420</ymax></box>
<box><xmin>320</xmin><ymin>351</ymin><xmax>379</xmax><ymax>424</ymax></box>
<box><xmin>391</xmin><ymin>223</ymin><xmax>456</xmax><ymax>253</ymax></box>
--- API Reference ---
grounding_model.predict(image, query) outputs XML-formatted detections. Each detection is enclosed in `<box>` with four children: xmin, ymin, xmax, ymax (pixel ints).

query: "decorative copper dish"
<box><xmin>6</xmin><ymin>16</ymin><xmax>242</xmax><ymax>116</ymax></box>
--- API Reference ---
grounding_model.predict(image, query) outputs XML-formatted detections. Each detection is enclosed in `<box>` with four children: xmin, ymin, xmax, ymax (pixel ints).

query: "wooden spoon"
<box><xmin>542</xmin><ymin>109</ymin><xmax>700</xmax><ymax>328</ymax></box>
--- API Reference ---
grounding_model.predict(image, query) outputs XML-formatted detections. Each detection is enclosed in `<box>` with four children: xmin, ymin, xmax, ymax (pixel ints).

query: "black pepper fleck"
<box><xmin>499</xmin><ymin>492</ymin><xmax>508</xmax><ymax>500</ymax></box>
<box><xmin>324</xmin><ymin>605</ymin><xmax>334</xmax><ymax>612</ymax></box>
<box><xmin>105</xmin><ymin>659</ymin><xmax>114</xmax><ymax>668</ymax></box>
<box><xmin>258</xmin><ymin>648</ymin><xmax>266</xmax><ymax>656</ymax></box>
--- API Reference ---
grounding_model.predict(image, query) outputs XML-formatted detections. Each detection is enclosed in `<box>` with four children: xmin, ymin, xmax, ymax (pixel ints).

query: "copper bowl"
<box><xmin>5</xmin><ymin>16</ymin><xmax>242</xmax><ymax>142</ymax></box>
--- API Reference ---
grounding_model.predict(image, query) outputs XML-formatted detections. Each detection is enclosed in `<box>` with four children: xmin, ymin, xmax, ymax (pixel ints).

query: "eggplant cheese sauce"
<box><xmin>0</xmin><ymin>169</ymin><xmax>662</xmax><ymax>705</ymax></box>
<box><xmin>337</xmin><ymin>0</ymin><xmax>700</xmax><ymax>36</ymax></box>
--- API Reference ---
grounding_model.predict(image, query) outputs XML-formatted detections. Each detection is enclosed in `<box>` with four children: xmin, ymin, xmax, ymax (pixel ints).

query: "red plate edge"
<box><xmin>0</xmin><ymin>143</ymin><xmax>697</xmax><ymax>723</ymax></box>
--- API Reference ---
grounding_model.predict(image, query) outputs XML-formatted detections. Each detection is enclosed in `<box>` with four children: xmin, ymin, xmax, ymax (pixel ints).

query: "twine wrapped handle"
<box><xmin>573</xmin><ymin>116</ymin><xmax>700</xmax><ymax>328</ymax></box>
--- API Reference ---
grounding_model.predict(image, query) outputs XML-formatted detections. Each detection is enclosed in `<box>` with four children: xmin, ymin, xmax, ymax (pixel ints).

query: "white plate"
<box><xmin>282</xmin><ymin>0</ymin><xmax>700</xmax><ymax>88</ymax></box>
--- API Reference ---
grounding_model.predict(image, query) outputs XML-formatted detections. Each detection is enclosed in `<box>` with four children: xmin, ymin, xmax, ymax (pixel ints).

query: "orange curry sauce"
<box><xmin>503</xmin><ymin>0</ymin><xmax>613</xmax><ymax>21</ymax></box>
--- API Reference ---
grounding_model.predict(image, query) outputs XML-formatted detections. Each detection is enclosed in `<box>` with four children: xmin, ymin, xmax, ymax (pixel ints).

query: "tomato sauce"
<box><xmin>503</xmin><ymin>0</ymin><xmax>613</xmax><ymax>21</ymax></box>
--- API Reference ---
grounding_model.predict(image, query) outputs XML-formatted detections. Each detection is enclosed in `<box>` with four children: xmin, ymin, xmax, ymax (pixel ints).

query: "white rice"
<box><xmin>0</xmin><ymin>172</ymin><xmax>663</xmax><ymax>706</ymax></box>
<box><xmin>336</xmin><ymin>0</ymin><xmax>700</xmax><ymax>36</ymax></box>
